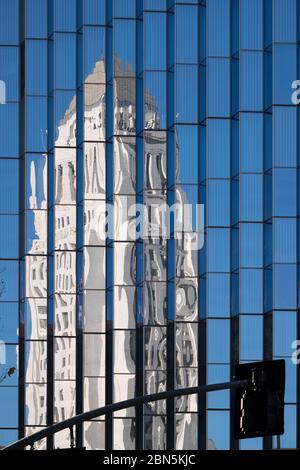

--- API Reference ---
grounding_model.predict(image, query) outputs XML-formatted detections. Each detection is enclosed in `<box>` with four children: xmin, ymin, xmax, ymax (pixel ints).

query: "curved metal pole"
<box><xmin>3</xmin><ymin>379</ymin><xmax>249</xmax><ymax>450</ymax></box>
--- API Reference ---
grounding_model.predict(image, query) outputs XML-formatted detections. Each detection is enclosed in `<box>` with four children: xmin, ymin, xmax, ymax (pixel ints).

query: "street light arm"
<box><xmin>3</xmin><ymin>379</ymin><xmax>249</xmax><ymax>450</ymax></box>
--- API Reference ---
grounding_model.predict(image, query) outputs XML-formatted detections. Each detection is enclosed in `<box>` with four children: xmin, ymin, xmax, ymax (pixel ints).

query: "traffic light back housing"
<box><xmin>234</xmin><ymin>359</ymin><xmax>285</xmax><ymax>439</ymax></box>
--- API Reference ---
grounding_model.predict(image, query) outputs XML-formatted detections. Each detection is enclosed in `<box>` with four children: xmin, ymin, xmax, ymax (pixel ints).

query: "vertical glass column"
<box><xmin>48</xmin><ymin>0</ymin><xmax>77</xmax><ymax>449</ymax></box>
<box><xmin>135</xmin><ymin>0</ymin><xmax>143</xmax><ymax>451</ymax></box>
<box><xmin>79</xmin><ymin>0</ymin><xmax>106</xmax><ymax>450</ymax></box>
<box><xmin>0</xmin><ymin>0</ymin><xmax>20</xmax><ymax>449</ymax></box>
<box><xmin>230</xmin><ymin>0</ymin><xmax>239</xmax><ymax>452</ymax></box>
<box><xmin>262</xmin><ymin>0</ymin><xmax>273</xmax><ymax>451</ymax></box>
<box><xmin>111</xmin><ymin>0</ymin><xmax>137</xmax><ymax>450</ymax></box>
<box><xmin>198</xmin><ymin>0</ymin><xmax>206</xmax><ymax>451</ymax></box>
<box><xmin>142</xmin><ymin>0</ymin><xmax>168</xmax><ymax>451</ymax></box>
<box><xmin>205</xmin><ymin>0</ymin><xmax>231</xmax><ymax>451</ymax></box>
<box><xmin>21</xmin><ymin>0</ymin><xmax>48</xmax><ymax>450</ymax></box>
<box><xmin>174</xmin><ymin>0</ymin><xmax>199</xmax><ymax>451</ymax></box>
<box><xmin>239</xmin><ymin>0</ymin><xmax>264</xmax><ymax>450</ymax></box>
<box><xmin>271</xmin><ymin>0</ymin><xmax>297</xmax><ymax>450</ymax></box>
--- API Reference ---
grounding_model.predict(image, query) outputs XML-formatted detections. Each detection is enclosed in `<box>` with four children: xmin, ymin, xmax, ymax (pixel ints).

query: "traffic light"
<box><xmin>234</xmin><ymin>359</ymin><xmax>285</xmax><ymax>439</ymax></box>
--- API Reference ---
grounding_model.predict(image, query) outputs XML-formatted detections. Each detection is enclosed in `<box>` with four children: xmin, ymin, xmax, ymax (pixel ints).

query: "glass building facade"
<box><xmin>0</xmin><ymin>0</ymin><xmax>299</xmax><ymax>450</ymax></box>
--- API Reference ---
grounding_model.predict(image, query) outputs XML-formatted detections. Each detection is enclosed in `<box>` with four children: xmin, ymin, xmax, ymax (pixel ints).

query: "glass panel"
<box><xmin>176</xmin><ymin>323</ymin><xmax>197</xmax><ymax>367</ymax></box>
<box><xmin>144</xmin><ymin>13</ymin><xmax>166</xmax><ymax>70</ymax></box>
<box><xmin>207</xmin><ymin>59</ymin><xmax>230</xmax><ymax>118</ymax></box>
<box><xmin>26</xmin><ymin>0</ymin><xmax>47</xmax><ymax>38</ymax></box>
<box><xmin>83</xmin><ymin>143</ymin><xmax>106</xmax><ymax>199</ymax></box>
<box><xmin>274</xmin><ymin>107</ymin><xmax>297</xmax><ymax>167</ymax></box>
<box><xmin>54</xmin><ymin>294</ymin><xmax>76</xmax><ymax>336</ymax></box>
<box><xmin>240</xmin><ymin>52</ymin><xmax>263</xmax><ymax>111</ymax></box>
<box><xmin>280</xmin><ymin>405</ymin><xmax>296</xmax><ymax>449</ymax></box>
<box><xmin>240</xmin><ymin>174</ymin><xmax>263</xmax><ymax>222</ymax></box>
<box><xmin>208</xmin><ymin>180</ymin><xmax>230</xmax><ymax>227</ymax></box>
<box><xmin>144</xmin><ymin>281</ymin><xmax>167</xmax><ymax>325</ymax></box>
<box><xmin>54</xmin><ymin>251</ymin><xmax>76</xmax><ymax>294</ymax></box>
<box><xmin>25</xmin><ymin>384</ymin><xmax>47</xmax><ymax>426</ymax></box>
<box><xmin>240</xmin><ymin>223</ymin><xmax>263</xmax><ymax>268</ymax></box>
<box><xmin>176</xmin><ymin>369</ymin><xmax>197</xmax><ymax>412</ymax></box>
<box><xmin>240</xmin><ymin>113</ymin><xmax>263</xmax><ymax>173</ymax></box>
<box><xmin>273</xmin><ymin>0</ymin><xmax>297</xmax><ymax>42</ymax></box>
<box><xmin>84</xmin><ymin>247</ymin><xmax>105</xmax><ymax>290</ymax></box>
<box><xmin>176</xmin><ymin>413</ymin><xmax>197</xmax><ymax>450</ymax></box>
<box><xmin>144</xmin><ymin>131</ymin><xmax>167</xmax><ymax>190</ymax></box>
<box><xmin>114</xmin><ymin>78</ymin><xmax>136</xmax><ymax>134</ymax></box>
<box><xmin>26</xmin><ymin>40</ymin><xmax>47</xmax><ymax>95</ymax></box>
<box><xmin>0</xmin><ymin>103</ymin><xmax>19</xmax><ymax>157</ymax></box>
<box><xmin>25</xmin><ymin>298</ymin><xmax>47</xmax><ymax>340</ymax></box>
<box><xmin>0</xmin><ymin>387</ymin><xmax>18</xmax><ymax>427</ymax></box>
<box><xmin>176</xmin><ymin>66</ymin><xmax>198</xmax><ymax>123</ymax></box>
<box><xmin>207</xmin><ymin>0</ymin><xmax>230</xmax><ymax>56</ymax></box>
<box><xmin>83</xmin><ymin>0</ymin><xmax>106</xmax><ymax>25</ymax></box>
<box><xmin>240</xmin><ymin>269</ymin><xmax>263</xmax><ymax>314</ymax></box>
<box><xmin>25</xmin><ymin>155</ymin><xmax>47</xmax><ymax>210</ymax></box>
<box><xmin>54</xmin><ymin>34</ymin><xmax>77</xmax><ymax>89</ymax></box>
<box><xmin>114</xmin><ymin>374</ymin><xmax>135</xmax><ymax>416</ymax></box>
<box><xmin>239</xmin><ymin>315</ymin><xmax>263</xmax><ymax>361</ymax></box>
<box><xmin>207</xmin><ymin>273</ymin><xmax>230</xmax><ymax>318</ymax></box>
<box><xmin>207</xmin><ymin>228</ymin><xmax>230</xmax><ymax>273</ymax></box>
<box><xmin>144</xmin><ymin>72</ymin><xmax>166</xmax><ymax>129</ymax></box>
<box><xmin>55</xmin><ymin>90</ymin><xmax>77</xmax><ymax>147</ymax></box>
<box><xmin>274</xmin><ymin>44</ymin><xmax>297</xmax><ymax>105</ymax></box>
<box><xmin>176</xmin><ymin>126</ymin><xmax>198</xmax><ymax>184</ymax></box>
<box><xmin>114</xmin><ymin>330</ymin><xmax>135</xmax><ymax>374</ymax></box>
<box><xmin>114</xmin><ymin>19</ymin><xmax>136</xmax><ymax>75</ymax></box>
<box><xmin>54</xmin><ymin>381</ymin><xmax>76</xmax><ymax>422</ymax></box>
<box><xmin>84</xmin><ymin>290</ymin><xmax>106</xmax><ymax>332</ymax></box>
<box><xmin>274</xmin><ymin>168</ymin><xmax>297</xmax><ymax>217</ymax></box>
<box><xmin>84</xmin><ymin>420</ymin><xmax>105</xmax><ymax>450</ymax></box>
<box><xmin>144</xmin><ymin>326</ymin><xmax>167</xmax><ymax>370</ymax></box>
<box><xmin>207</xmin><ymin>319</ymin><xmax>230</xmax><ymax>364</ymax></box>
<box><xmin>273</xmin><ymin>311</ymin><xmax>297</xmax><ymax>357</ymax></box>
<box><xmin>176</xmin><ymin>278</ymin><xmax>198</xmax><ymax>321</ymax></box>
<box><xmin>114</xmin><ymin>242</ymin><xmax>136</xmax><ymax>286</ymax></box>
<box><xmin>84</xmin><ymin>27</ymin><xmax>106</xmax><ymax>83</ymax></box>
<box><xmin>240</xmin><ymin>0</ymin><xmax>263</xmax><ymax>49</ymax></box>
<box><xmin>54</xmin><ymin>337</ymin><xmax>76</xmax><ymax>380</ymax></box>
<box><xmin>0</xmin><ymin>0</ymin><xmax>19</xmax><ymax>45</ymax></box>
<box><xmin>83</xmin><ymin>84</ymin><xmax>106</xmax><ymax>141</ymax></box>
<box><xmin>113</xmin><ymin>0</ymin><xmax>136</xmax><ymax>17</ymax></box>
<box><xmin>0</xmin><ymin>303</ymin><xmax>18</xmax><ymax>343</ymax></box>
<box><xmin>0</xmin><ymin>160</ymin><xmax>18</xmax><ymax>213</ymax></box>
<box><xmin>207</xmin><ymin>119</ymin><xmax>230</xmax><ymax>178</ymax></box>
<box><xmin>176</xmin><ymin>5</ymin><xmax>198</xmax><ymax>64</ymax></box>
<box><xmin>273</xmin><ymin>218</ymin><xmax>296</xmax><ymax>263</ymax></box>
<box><xmin>207</xmin><ymin>411</ymin><xmax>230</xmax><ymax>450</ymax></box>
<box><xmin>26</xmin><ymin>97</ymin><xmax>47</xmax><ymax>152</ymax></box>
<box><xmin>114</xmin><ymin>286</ymin><xmax>135</xmax><ymax>329</ymax></box>
<box><xmin>274</xmin><ymin>264</ymin><xmax>297</xmax><ymax>310</ymax></box>
<box><xmin>0</xmin><ymin>429</ymin><xmax>18</xmax><ymax>448</ymax></box>
<box><xmin>24</xmin><ymin>210</ymin><xmax>47</xmax><ymax>255</ymax></box>
<box><xmin>54</xmin><ymin>0</ymin><xmax>76</xmax><ymax>32</ymax></box>
<box><xmin>207</xmin><ymin>364</ymin><xmax>230</xmax><ymax>409</ymax></box>
<box><xmin>0</xmin><ymin>215</ymin><xmax>18</xmax><ymax>258</ymax></box>
<box><xmin>0</xmin><ymin>47</ymin><xmax>19</xmax><ymax>101</ymax></box>
<box><xmin>144</xmin><ymin>415</ymin><xmax>166</xmax><ymax>450</ymax></box>
<box><xmin>84</xmin><ymin>334</ymin><xmax>105</xmax><ymax>376</ymax></box>
<box><xmin>0</xmin><ymin>261</ymin><xmax>19</xmax><ymax>301</ymax></box>
<box><xmin>25</xmin><ymin>341</ymin><xmax>47</xmax><ymax>383</ymax></box>
<box><xmin>84</xmin><ymin>377</ymin><xmax>105</xmax><ymax>411</ymax></box>
<box><xmin>114</xmin><ymin>137</ymin><xmax>136</xmax><ymax>194</ymax></box>
<box><xmin>113</xmin><ymin>418</ymin><xmax>135</xmax><ymax>450</ymax></box>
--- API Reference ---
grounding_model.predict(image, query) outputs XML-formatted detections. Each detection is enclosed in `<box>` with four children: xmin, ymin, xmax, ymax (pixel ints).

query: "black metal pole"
<box><xmin>3</xmin><ymin>379</ymin><xmax>249</xmax><ymax>450</ymax></box>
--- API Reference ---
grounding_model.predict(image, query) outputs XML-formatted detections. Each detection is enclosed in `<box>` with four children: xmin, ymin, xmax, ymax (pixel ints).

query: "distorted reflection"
<box><xmin>21</xmin><ymin>42</ymin><xmax>199</xmax><ymax>449</ymax></box>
